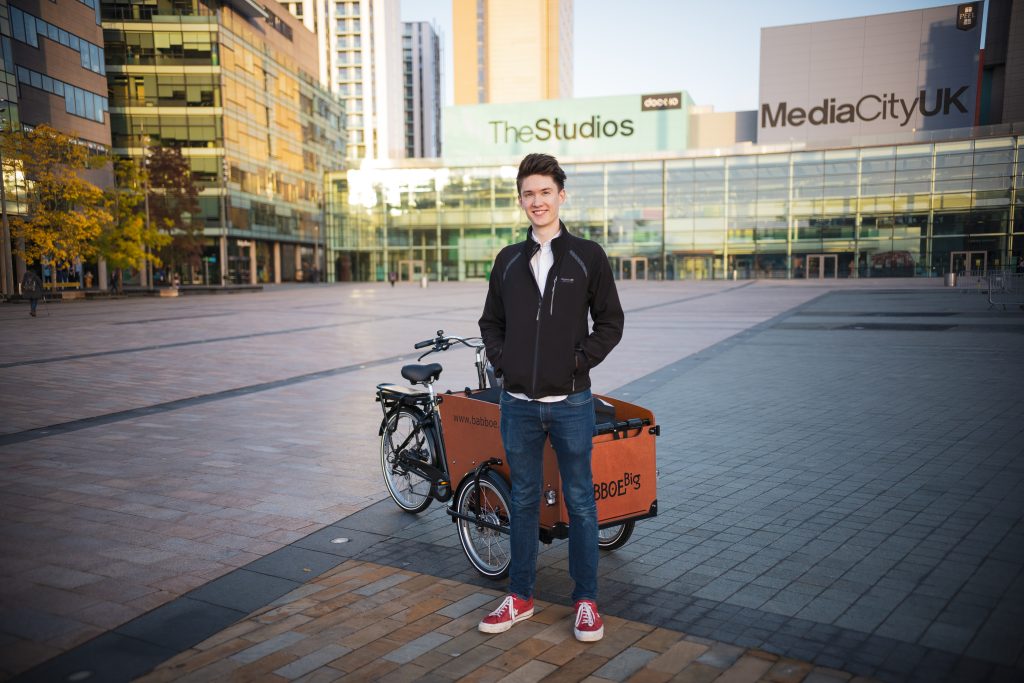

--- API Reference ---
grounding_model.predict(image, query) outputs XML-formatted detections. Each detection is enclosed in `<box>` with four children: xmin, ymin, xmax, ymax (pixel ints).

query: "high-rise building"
<box><xmin>102</xmin><ymin>0</ymin><xmax>345</xmax><ymax>285</ymax></box>
<box><xmin>0</xmin><ymin>0</ymin><xmax>19</xmax><ymax>297</ymax></box>
<box><xmin>3</xmin><ymin>0</ymin><xmax>111</xmax><ymax>288</ymax></box>
<box><xmin>452</xmin><ymin>0</ymin><xmax>572</xmax><ymax>105</ymax></box>
<box><xmin>980</xmin><ymin>0</ymin><xmax>1024</xmax><ymax>125</ymax></box>
<box><xmin>282</xmin><ymin>0</ymin><xmax>404</xmax><ymax>160</ymax></box>
<box><xmin>7</xmin><ymin>0</ymin><xmax>109</xmax><ymax>151</ymax></box>
<box><xmin>403</xmin><ymin>21</ymin><xmax>440</xmax><ymax>158</ymax></box>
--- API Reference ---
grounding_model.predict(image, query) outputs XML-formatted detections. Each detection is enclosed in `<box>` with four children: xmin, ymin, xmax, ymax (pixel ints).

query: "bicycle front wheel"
<box><xmin>380</xmin><ymin>408</ymin><xmax>435</xmax><ymax>513</ymax></box>
<box><xmin>455</xmin><ymin>470</ymin><xmax>511</xmax><ymax>579</ymax></box>
<box><xmin>597</xmin><ymin>521</ymin><xmax>635</xmax><ymax>550</ymax></box>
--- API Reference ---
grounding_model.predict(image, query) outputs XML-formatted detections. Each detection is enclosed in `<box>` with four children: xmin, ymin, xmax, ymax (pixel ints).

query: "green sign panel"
<box><xmin>443</xmin><ymin>92</ymin><xmax>692</xmax><ymax>161</ymax></box>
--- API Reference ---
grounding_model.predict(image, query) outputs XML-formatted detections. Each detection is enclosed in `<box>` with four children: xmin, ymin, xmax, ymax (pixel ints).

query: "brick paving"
<box><xmin>2</xmin><ymin>279</ymin><xmax>1022</xmax><ymax>682</ymax></box>
<box><xmin>137</xmin><ymin>560</ymin><xmax>878</xmax><ymax>683</ymax></box>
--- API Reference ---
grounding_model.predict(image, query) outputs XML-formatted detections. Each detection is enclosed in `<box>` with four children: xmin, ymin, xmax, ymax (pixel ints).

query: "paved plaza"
<box><xmin>1</xmin><ymin>279</ymin><xmax>1022</xmax><ymax>682</ymax></box>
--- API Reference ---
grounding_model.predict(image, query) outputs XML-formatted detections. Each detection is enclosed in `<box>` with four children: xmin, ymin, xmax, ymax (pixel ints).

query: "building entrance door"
<box><xmin>679</xmin><ymin>256</ymin><xmax>712</xmax><ymax>280</ymax></box>
<box><xmin>398</xmin><ymin>259</ymin><xmax>425</xmax><ymax>282</ymax></box>
<box><xmin>807</xmin><ymin>254</ymin><xmax>838</xmax><ymax>279</ymax></box>
<box><xmin>950</xmin><ymin>251</ymin><xmax>987</xmax><ymax>275</ymax></box>
<box><xmin>619</xmin><ymin>257</ymin><xmax>648</xmax><ymax>280</ymax></box>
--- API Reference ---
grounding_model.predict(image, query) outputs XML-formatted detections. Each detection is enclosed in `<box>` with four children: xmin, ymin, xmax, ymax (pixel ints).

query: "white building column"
<box><xmin>249</xmin><ymin>240</ymin><xmax>258</xmax><ymax>285</ymax></box>
<box><xmin>219</xmin><ymin>236</ymin><xmax>228</xmax><ymax>285</ymax></box>
<box><xmin>295</xmin><ymin>245</ymin><xmax>302</xmax><ymax>281</ymax></box>
<box><xmin>273</xmin><ymin>242</ymin><xmax>281</xmax><ymax>284</ymax></box>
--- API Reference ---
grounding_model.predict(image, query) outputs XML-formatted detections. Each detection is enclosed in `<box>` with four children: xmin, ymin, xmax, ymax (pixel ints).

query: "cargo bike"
<box><xmin>376</xmin><ymin>331</ymin><xmax>659</xmax><ymax>579</ymax></box>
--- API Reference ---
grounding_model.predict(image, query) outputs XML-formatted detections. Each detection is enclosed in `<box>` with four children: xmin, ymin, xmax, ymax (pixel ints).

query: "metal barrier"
<box><xmin>986</xmin><ymin>272</ymin><xmax>1024</xmax><ymax>310</ymax></box>
<box><xmin>954</xmin><ymin>269</ymin><xmax>989</xmax><ymax>293</ymax></box>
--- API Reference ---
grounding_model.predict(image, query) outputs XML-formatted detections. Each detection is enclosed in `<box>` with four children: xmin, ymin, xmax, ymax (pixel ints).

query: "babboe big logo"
<box><xmin>594</xmin><ymin>472</ymin><xmax>642</xmax><ymax>501</ymax></box>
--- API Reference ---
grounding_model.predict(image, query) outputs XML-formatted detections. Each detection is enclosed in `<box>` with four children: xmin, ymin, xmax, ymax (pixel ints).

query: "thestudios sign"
<box><xmin>443</xmin><ymin>92</ymin><xmax>691</xmax><ymax>160</ymax></box>
<box><xmin>758</xmin><ymin>4</ymin><xmax>979</xmax><ymax>143</ymax></box>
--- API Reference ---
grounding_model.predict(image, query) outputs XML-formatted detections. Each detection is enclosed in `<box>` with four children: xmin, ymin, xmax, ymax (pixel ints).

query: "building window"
<box><xmin>16</xmin><ymin>65</ymin><xmax>107</xmax><ymax>123</ymax></box>
<box><xmin>9</xmin><ymin>6</ymin><xmax>106</xmax><ymax>75</ymax></box>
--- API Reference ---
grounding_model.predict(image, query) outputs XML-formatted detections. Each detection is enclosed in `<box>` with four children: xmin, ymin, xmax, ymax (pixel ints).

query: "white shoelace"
<box><xmin>490</xmin><ymin>595</ymin><xmax>517</xmax><ymax>618</ymax></box>
<box><xmin>576</xmin><ymin>601</ymin><xmax>597</xmax><ymax>627</ymax></box>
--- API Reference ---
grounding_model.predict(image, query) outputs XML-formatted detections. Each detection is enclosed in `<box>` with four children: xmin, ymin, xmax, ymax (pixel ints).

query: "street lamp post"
<box><xmin>142</xmin><ymin>134</ymin><xmax>152</xmax><ymax>289</ymax></box>
<box><xmin>313</xmin><ymin>224</ymin><xmax>319</xmax><ymax>283</ymax></box>
<box><xmin>220</xmin><ymin>156</ymin><xmax>229</xmax><ymax>285</ymax></box>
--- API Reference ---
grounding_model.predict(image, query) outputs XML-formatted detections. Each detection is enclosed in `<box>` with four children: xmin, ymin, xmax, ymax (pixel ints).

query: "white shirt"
<box><xmin>507</xmin><ymin>230</ymin><xmax>568</xmax><ymax>403</ymax></box>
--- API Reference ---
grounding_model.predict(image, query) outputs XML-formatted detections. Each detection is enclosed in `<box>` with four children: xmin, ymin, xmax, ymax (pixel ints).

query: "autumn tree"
<box><xmin>146</xmin><ymin>146</ymin><xmax>202</xmax><ymax>275</ymax></box>
<box><xmin>98</xmin><ymin>156</ymin><xmax>170</xmax><ymax>291</ymax></box>
<box><xmin>2</xmin><ymin>124</ymin><xmax>110</xmax><ymax>271</ymax></box>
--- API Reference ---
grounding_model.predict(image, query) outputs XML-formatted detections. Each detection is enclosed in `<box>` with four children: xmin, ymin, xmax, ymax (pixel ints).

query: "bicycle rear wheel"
<box><xmin>380</xmin><ymin>408</ymin><xmax>435</xmax><ymax>513</ymax></box>
<box><xmin>455</xmin><ymin>470</ymin><xmax>511</xmax><ymax>579</ymax></box>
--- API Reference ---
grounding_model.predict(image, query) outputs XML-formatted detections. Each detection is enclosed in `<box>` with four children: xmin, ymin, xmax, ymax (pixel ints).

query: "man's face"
<box><xmin>519</xmin><ymin>174</ymin><xmax>565</xmax><ymax>233</ymax></box>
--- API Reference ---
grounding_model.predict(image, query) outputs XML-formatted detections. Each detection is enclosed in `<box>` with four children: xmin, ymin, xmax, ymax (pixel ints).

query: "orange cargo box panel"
<box><xmin>439</xmin><ymin>392</ymin><xmax>508</xmax><ymax>485</ymax></box>
<box><xmin>440</xmin><ymin>391</ymin><xmax>657</xmax><ymax>529</ymax></box>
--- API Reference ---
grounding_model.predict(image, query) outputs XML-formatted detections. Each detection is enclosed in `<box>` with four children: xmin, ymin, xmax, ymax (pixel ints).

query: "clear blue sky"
<box><xmin>400</xmin><ymin>0</ymin><xmax>984</xmax><ymax>111</ymax></box>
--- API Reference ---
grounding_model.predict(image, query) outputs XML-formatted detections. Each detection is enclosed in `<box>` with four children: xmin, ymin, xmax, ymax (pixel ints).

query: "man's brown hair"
<box><xmin>516</xmin><ymin>153</ymin><xmax>567</xmax><ymax>195</ymax></box>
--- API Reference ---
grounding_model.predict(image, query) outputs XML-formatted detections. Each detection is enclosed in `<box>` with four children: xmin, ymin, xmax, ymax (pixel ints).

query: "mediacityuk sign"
<box><xmin>758</xmin><ymin>4</ymin><xmax>979</xmax><ymax>144</ymax></box>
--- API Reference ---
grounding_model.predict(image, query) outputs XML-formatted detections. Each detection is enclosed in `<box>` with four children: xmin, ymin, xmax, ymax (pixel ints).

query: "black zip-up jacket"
<box><xmin>478</xmin><ymin>222</ymin><xmax>624</xmax><ymax>399</ymax></box>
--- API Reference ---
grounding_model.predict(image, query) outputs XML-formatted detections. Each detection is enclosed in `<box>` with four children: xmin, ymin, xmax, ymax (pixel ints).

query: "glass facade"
<box><xmin>327</xmin><ymin>129</ymin><xmax>1022</xmax><ymax>281</ymax></box>
<box><xmin>103</xmin><ymin>0</ymin><xmax>345</xmax><ymax>284</ymax></box>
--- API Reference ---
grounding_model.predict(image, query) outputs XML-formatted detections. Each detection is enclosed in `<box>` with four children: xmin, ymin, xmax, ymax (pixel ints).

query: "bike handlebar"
<box><xmin>414</xmin><ymin>330</ymin><xmax>485</xmax><ymax>361</ymax></box>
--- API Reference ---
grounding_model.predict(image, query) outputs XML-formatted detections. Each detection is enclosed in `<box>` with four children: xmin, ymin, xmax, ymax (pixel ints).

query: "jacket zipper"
<box><xmin>550</xmin><ymin>275</ymin><xmax>557</xmax><ymax>316</ymax></box>
<box><xmin>531</xmin><ymin>296</ymin><xmax>542</xmax><ymax>395</ymax></box>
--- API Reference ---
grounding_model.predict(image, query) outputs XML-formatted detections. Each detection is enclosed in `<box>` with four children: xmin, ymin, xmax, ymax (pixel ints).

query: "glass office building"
<box><xmin>326</xmin><ymin>127</ymin><xmax>1022</xmax><ymax>282</ymax></box>
<box><xmin>326</xmin><ymin>4</ymin><xmax>1021</xmax><ymax>283</ymax></box>
<box><xmin>102</xmin><ymin>0</ymin><xmax>345</xmax><ymax>284</ymax></box>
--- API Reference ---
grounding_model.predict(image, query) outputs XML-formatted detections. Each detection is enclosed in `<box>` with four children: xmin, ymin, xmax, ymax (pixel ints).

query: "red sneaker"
<box><xmin>573</xmin><ymin>599</ymin><xmax>604</xmax><ymax>642</ymax></box>
<box><xmin>478</xmin><ymin>594</ymin><xmax>534</xmax><ymax>633</ymax></box>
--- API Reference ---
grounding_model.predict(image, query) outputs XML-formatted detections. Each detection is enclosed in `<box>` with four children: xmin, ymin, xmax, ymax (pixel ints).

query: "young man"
<box><xmin>478</xmin><ymin>153</ymin><xmax>624</xmax><ymax>642</ymax></box>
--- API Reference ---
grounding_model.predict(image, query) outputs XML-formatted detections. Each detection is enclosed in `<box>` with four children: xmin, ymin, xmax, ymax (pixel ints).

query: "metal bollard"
<box><xmin>944</xmin><ymin>272</ymin><xmax>956</xmax><ymax>287</ymax></box>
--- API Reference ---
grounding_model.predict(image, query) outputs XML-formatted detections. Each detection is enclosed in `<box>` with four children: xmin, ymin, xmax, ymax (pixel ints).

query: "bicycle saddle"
<box><xmin>402</xmin><ymin>363</ymin><xmax>443</xmax><ymax>384</ymax></box>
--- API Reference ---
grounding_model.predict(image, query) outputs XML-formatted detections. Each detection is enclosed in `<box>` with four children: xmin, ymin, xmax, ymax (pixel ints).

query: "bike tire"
<box><xmin>380</xmin><ymin>408</ymin><xmax>435</xmax><ymax>513</ymax></box>
<box><xmin>597</xmin><ymin>521</ymin><xmax>635</xmax><ymax>551</ymax></box>
<box><xmin>455</xmin><ymin>470</ymin><xmax>512</xmax><ymax>579</ymax></box>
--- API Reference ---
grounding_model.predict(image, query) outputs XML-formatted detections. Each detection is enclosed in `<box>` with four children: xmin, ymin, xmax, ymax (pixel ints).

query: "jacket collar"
<box><xmin>523</xmin><ymin>221</ymin><xmax>571</xmax><ymax>259</ymax></box>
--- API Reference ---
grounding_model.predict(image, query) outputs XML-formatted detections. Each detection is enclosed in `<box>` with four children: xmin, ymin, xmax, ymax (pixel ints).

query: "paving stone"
<box><xmin>645</xmin><ymin>639</ymin><xmax>708</xmax><ymax>674</ymax></box>
<box><xmin>273</xmin><ymin>643</ymin><xmax>350</xmax><ymax>679</ymax></box>
<box><xmin>353</xmin><ymin>571</ymin><xmax>414</xmax><ymax>597</ymax></box>
<box><xmin>591</xmin><ymin>646</ymin><xmax>658</xmax><ymax>681</ymax></box>
<box><xmin>489</xmin><ymin>659</ymin><xmax>556</xmax><ymax>682</ymax></box>
<box><xmin>437</xmin><ymin>592</ymin><xmax>496</xmax><ymax>619</ymax></box>
<box><xmin>381</xmin><ymin>631</ymin><xmax>452</xmax><ymax>664</ymax></box>
<box><xmin>230</xmin><ymin>631</ymin><xmax>307</xmax><ymax>664</ymax></box>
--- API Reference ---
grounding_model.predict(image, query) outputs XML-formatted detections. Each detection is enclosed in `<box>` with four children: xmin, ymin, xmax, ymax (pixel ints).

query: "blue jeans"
<box><xmin>499</xmin><ymin>388</ymin><xmax>598</xmax><ymax>603</ymax></box>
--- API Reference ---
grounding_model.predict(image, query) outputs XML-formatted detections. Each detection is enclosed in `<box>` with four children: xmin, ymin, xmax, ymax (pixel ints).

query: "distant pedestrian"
<box><xmin>21</xmin><ymin>269</ymin><xmax>43</xmax><ymax>317</ymax></box>
<box><xmin>388</xmin><ymin>270</ymin><xmax>398</xmax><ymax>287</ymax></box>
<box><xmin>1017</xmin><ymin>255</ymin><xmax>1023</xmax><ymax>274</ymax></box>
